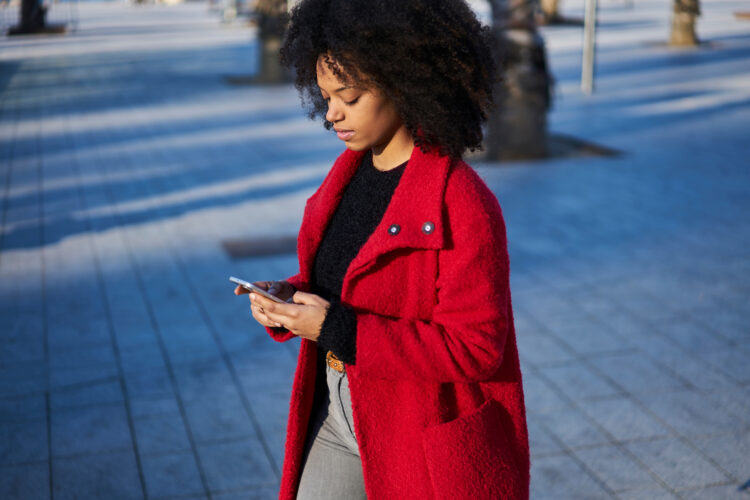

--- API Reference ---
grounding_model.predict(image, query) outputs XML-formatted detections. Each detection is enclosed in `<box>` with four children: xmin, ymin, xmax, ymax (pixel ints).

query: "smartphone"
<box><xmin>229</xmin><ymin>276</ymin><xmax>287</xmax><ymax>304</ymax></box>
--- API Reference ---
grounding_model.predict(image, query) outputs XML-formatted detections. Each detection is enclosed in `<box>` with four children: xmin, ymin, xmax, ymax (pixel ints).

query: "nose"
<box><xmin>325</xmin><ymin>99</ymin><xmax>344</xmax><ymax>123</ymax></box>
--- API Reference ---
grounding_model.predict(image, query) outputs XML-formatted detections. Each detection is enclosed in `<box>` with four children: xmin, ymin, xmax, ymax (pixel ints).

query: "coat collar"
<box><xmin>299</xmin><ymin>146</ymin><xmax>453</xmax><ymax>282</ymax></box>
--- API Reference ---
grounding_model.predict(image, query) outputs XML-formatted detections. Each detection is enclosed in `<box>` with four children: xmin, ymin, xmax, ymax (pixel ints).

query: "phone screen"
<box><xmin>229</xmin><ymin>276</ymin><xmax>286</xmax><ymax>303</ymax></box>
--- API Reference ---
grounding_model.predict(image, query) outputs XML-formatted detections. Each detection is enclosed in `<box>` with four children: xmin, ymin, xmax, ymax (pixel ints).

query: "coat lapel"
<box><xmin>297</xmin><ymin>146</ymin><xmax>453</xmax><ymax>289</ymax></box>
<box><xmin>344</xmin><ymin>146</ymin><xmax>452</xmax><ymax>282</ymax></box>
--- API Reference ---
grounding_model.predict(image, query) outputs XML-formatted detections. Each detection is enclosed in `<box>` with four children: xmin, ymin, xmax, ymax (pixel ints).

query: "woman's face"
<box><xmin>316</xmin><ymin>56</ymin><xmax>404</xmax><ymax>154</ymax></box>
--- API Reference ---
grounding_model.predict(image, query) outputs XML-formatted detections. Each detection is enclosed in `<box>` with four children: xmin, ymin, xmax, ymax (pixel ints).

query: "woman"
<box><xmin>234</xmin><ymin>0</ymin><xmax>530</xmax><ymax>498</ymax></box>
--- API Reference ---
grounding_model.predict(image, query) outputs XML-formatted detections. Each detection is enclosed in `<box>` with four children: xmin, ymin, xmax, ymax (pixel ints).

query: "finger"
<box><xmin>251</xmin><ymin>304</ymin><xmax>280</xmax><ymax>328</ymax></box>
<box><xmin>252</xmin><ymin>281</ymin><xmax>272</xmax><ymax>291</ymax></box>
<box><xmin>291</xmin><ymin>291</ymin><xmax>327</xmax><ymax>307</ymax></box>
<box><xmin>234</xmin><ymin>285</ymin><xmax>249</xmax><ymax>295</ymax></box>
<box><xmin>291</xmin><ymin>291</ymin><xmax>316</xmax><ymax>305</ymax></box>
<box><xmin>267</xmin><ymin>282</ymin><xmax>282</xmax><ymax>295</ymax></box>
<box><xmin>261</xmin><ymin>307</ymin><xmax>292</xmax><ymax>330</ymax></box>
<box><xmin>250</xmin><ymin>293</ymin><xmax>293</xmax><ymax>315</ymax></box>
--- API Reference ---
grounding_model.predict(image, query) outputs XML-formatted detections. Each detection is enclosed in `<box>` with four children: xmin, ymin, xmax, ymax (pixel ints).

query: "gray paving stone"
<box><xmin>654</xmin><ymin>317</ymin><xmax>733</xmax><ymax>354</ymax></box>
<box><xmin>172</xmin><ymin>360</ymin><xmax>240</xmax><ymax>405</ymax></box>
<box><xmin>0</xmin><ymin>463</ymin><xmax>49</xmax><ymax>500</ymax></box>
<box><xmin>48</xmin><ymin>343</ymin><xmax>117</xmax><ymax>371</ymax></box>
<box><xmin>129</xmin><ymin>395</ymin><xmax>182</xmax><ymax>419</ymax></box>
<box><xmin>538</xmin><ymin>362</ymin><xmax>623</xmax><ymax>401</ymax></box>
<box><xmin>530</xmin><ymin>453</ymin><xmax>613</xmax><ymax>499</ymax></box>
<box><xmin>0</xmin><ymin>419</ymin><xmax>48</xmax><ymax>466</ymax></box>
<box><xmin>624</xmin><ymin>437</ymin><xmax>730</xmax><ymax>491</ymax></box>
<box><xmin>588</xmin><ymin>352</ymin><xmax>689</xmax><ymax>396</ymax></box>
<box><xmin>635</xmin><ymin>389</ymin><xmax>748</xmax><ymax>437</ymax></box>
<box><xmin>51</xmin><ymin>403</ymin><xmax>133</xmax><ymax>457</ymax></box>
<box><xmin>615</xmin><ymin>487</ymin><xmax>680</xmax><ymax>500</ymax></box>
<box><xmin>50</xmin><ymin>378</ymin><xmax>123</xmax><ymax>410</ymax></box>
<box><xmin>697</xmin><ymin>304</ymin><xmax>749</xmax><ymax>345</ymax></box>
<box><xmin>516</xmin><ymin>332</ymin><xmax>575</xmax><ymax>366</ymax></box>
<box><xmin>0</xmin><ymin>362</ymin><xmax>48</xmax><ymax>398</ymax></box>
<box><xmin>680</xmin><ymin>483</ymin><xmax>750</xmax><ymax>499</ymax></box>
<box><xmin>52</xmin><ymin>451</ymin><xmax>143</xmax><ymax>500</ymax></box>
<box><xmin>0</xmin><ymin>395</ymin><xmax>46</xmax><ymax>423</ymax></box>
<box><xmin>640</xmin><ymin>334</ymin><xmax>739</xmax><ymax>391</ymax></box>
<box><xmin>691</xmin><ymin>431</ymin><xmax>750</xmax><ymax>483</ymax></box>
<box><xmin>212</xmin><ymin>485</ymin><xmax>279</xmax><ymax>500</ymax></box>
<box><xmin>701</xmin><ymin>347</ymin><xmax>750</xmax><ymax>385</ymax></box>
<box><xmin>140</xmin><ymin>452</ymin><xmax>205</xmax><ymax>499</ymax></box>
<box><xmin>572</xmin><ymin>444</ymin><xmax>663</xmax><ymax>493</ymax></box>
<box><xmin>46</xmin><ymin>317</ymin><xmax>111</xmax><ymax>349</ymax></box>
<box><xmin>527</xmin><ymin>414</ymin><xmax>565</xmax><ymax>456</ymax></box>
<box><xmin>124</xmin><ymin>368</ymin><xmax>174</xmax><ymax>400</ymax></box>
<box><xmin>119</xmin><ymin>341</ymin><xmax>167</xmax><ymax>374</ymax></box>
<box><xmin>49</xmin><ymin>364</ymin><xmax>120</xmax><ymax>391</ymax></box>
<box><xmin>133</xmin><ymin>414</ymin><xmax>192</xmax><ymax>456</ymax></box>
<box><xmin>522</xmin><ymin>370</ymin><xmax>570</xmax><ymax>414</ymax></box>
<box><xmin>535</xmin><ymin>405</ymin><xmax>611</xmax><ymax>449</ymax></box>
<box><xmin>699</xmin><ymin>384</ymin><xmax>750</xmax><ymax>431</ymax></box>
<box><xmin>183</xmin><ymin>399</ymin><xmax>255</xmax><ymax>444</ymax></box>
<box><xmin>547</xmin><ymin>316</ymin><xmax>634</xmax><ymax>356</ymax></box>
<box><xmin>197</xmin><ymin>439</ymin><xmax>277</xmax><ymax>493</ymax></box>
<box><xmin>577</xmin><ymin>397</ymin><xmax>672</xmax><ymax>442</ymax></box>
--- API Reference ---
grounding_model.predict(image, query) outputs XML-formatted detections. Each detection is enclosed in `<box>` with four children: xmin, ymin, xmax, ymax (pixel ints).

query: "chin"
<box><xmin>345</xmin><ymin>142</ymin><xmax>369</xmax><ymax>152</ymax></box>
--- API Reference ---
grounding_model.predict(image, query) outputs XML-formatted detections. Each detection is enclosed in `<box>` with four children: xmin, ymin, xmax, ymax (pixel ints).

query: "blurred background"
<box><xmin>1</xmin><ymin>0</ymin><xmax>749</xmax><ymax>498</ymax></box>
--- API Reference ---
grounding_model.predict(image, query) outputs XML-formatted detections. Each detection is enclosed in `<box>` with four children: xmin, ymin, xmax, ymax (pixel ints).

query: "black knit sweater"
<box><xmin>312</xmin><ymin>151</ymin><xmax>407</xmax><ymax>365</ymax></box>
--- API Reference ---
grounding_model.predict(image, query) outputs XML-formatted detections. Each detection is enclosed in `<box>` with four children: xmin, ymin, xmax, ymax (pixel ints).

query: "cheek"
<box><xmin>363</xmin><ymin>101</ymin><xmax>400</xmax><ymax>137</ymax></box>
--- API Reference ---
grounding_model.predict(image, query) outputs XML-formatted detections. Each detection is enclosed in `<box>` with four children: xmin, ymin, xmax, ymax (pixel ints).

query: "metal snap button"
<box><xmin>422</xmin><ymin>221</ymin><xmax>435</xmax><ymax>235</ymax></box>
<box><xmin>388</xmin><ymin>224</ymin><xmax>401</xmax><ymax>236</ymax></box>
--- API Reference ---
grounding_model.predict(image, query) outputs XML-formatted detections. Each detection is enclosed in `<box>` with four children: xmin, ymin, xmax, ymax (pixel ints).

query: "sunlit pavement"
<box><xmin>1</xmin><ymin>1</ymin><xmax>749</xmax><ymax>498</ymax></box>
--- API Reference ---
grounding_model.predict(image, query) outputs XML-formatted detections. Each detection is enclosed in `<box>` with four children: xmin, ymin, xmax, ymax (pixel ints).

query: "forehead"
<box><xmin>316</xmin><ymin>55</ymin><xmax>354</xmax><ymax>90</ymax></box>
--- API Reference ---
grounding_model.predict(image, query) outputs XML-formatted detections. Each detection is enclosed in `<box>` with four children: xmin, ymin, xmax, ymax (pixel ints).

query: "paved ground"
<box><xmin>1</xmin><ymin>0</ymin><xmax>749</xmax><ymax>499</ymax></box>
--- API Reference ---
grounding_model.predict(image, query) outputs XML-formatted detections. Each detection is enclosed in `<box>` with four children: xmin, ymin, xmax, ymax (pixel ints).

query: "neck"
<box><xmin>371</xmin><ymin>125</ymin><xmax>415</xmax><ymax>171</ymax></box>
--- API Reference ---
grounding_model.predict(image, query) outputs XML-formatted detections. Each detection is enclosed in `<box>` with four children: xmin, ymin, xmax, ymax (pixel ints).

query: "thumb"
<box><xmin>292</xmin><ymin>291</ymin><xmax>319</xmax><ymax>305</ymax></box>
<box><xmin>267</xmin><ymin>282</ymin><xmax>282</xmax><ymax>295</ymax></box>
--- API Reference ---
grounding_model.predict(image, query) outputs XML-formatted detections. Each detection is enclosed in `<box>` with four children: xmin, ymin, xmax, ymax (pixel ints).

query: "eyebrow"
<box><xmin>321</xmin><ymin>85</ymin><xmax>355</xmax><ymax>94</ymax></box>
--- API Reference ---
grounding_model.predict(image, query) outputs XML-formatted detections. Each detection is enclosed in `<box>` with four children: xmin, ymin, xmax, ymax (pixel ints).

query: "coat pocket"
<box><xmin>421</xmin><ymin>399</ymin><xmax>523</xmax><ymax>500</ymax></box>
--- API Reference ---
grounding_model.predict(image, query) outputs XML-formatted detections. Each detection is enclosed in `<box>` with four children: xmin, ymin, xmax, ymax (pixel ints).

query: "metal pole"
<box><xmin>581</xmin><ymin>0</ymin><xmax>598</xmax><ymax>94</ymax></box>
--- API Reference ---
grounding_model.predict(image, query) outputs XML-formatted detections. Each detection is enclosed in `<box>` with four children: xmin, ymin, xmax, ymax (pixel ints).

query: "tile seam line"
<box><xmin>529</xmin><ymin>263</ymin><xmax>748</xmax><ymax>406</ymax></box>
<box><xmin>93</xmin><ymin>123</ymin><xmax>212</xmax><ymax>500</ymax></box>
<box><xmin>66</xmin><ymin>102</ymin><xmax>149</xmax><ymax>500</ymax></box>
<box><xmin>144</xmin><ymin>124</ymin><xmax>282</xmax><ymax>480</ymax></box>
<box><xmin>527</xmin><ymin>307</ymin><xmax>741</xmax><ymax>490</ymax></box>
<box><xmin>35</xmin><ymin>95</ymin><xmax>54</xmax><ymax>500</ymax></box>
<box><xmin>527</xmin><ymin>363</ymin><xmax>683</xmax><ymax>499</ymax></box>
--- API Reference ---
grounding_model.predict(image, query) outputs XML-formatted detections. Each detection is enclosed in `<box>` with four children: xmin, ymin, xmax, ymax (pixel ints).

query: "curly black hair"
<box><xmin>280</xmin><ymin>0</ymin><xmax>496</xmax><ymax>159</ymax></box>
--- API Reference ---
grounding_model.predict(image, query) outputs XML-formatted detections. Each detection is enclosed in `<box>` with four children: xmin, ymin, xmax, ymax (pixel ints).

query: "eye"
<box><xmin>345</xmin><ymin>96</ymin><xmax>360</xmax><ymax>106</ymax></box>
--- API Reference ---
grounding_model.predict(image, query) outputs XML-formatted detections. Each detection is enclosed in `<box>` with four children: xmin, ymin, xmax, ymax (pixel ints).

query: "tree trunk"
<box><xmin>670</xmin><ymin>0</ymin><xmax>700</xmax><ymax>46</ymax></box>
<box><xmin>255</xmin><ymin>0</ymin><xmax>290</xmax><ymax>83</ymax></box>
<box><xmin>540</xmin><ymin>0</ymin><xmax>561</xmax><ymax>23</ymax></box>
<box><xmin>486</xmin><ymin>0</ymin><xmax>553</xmax><ymax>161</ymax></box>
<box><xmin>9</xmin><ymin>0</ymin><xmax>47</xmax><ymax>34</ymax></box>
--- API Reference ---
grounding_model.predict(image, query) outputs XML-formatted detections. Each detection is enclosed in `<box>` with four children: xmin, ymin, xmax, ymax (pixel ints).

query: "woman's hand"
<box><xmin>234</xmin><ymin>280</ymin><xmax>295</xmax><ymax>328</ymax></box>
<box><xmin>236</xmin><ymin>283</ymin><xmax>330</xmax><ymax>341</ymax></box>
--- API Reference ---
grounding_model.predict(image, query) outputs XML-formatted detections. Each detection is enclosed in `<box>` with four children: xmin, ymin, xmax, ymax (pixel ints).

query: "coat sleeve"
<box><xmin>349</xmin><ymin>168</ymin><xmax>512</xmax><ymax>383</ymax></box>
<box><xmin>265</xmin><ymin>272</ymin><xmax>308</xmax><ymax>342</ymax></box>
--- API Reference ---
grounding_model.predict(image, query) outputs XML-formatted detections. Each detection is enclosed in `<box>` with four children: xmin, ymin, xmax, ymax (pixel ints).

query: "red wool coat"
<box><xmin>267</xmin><ymin>146</ymin><xmax>529</xmax><ymax>499</ymax></box>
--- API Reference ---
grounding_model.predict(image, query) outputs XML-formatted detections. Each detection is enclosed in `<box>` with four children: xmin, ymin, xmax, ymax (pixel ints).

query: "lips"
<box><xmin>335</xmin><ymin>129</ymin><xmax>354</xmax><ymax>141</ymax></box>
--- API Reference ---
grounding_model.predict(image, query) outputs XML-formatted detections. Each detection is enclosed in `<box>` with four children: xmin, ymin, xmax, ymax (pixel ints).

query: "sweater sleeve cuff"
<box><xmin>317</xmin><ymin>298</ymin><xmax>357</xmax><ymax>365</ymax></box>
